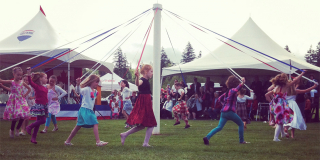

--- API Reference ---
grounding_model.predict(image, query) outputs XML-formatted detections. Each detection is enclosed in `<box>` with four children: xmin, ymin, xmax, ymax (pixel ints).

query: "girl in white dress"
<box><xmin>284</xmin><ymin>79</ymin><xmax>318</xmax><ymax>138</ymax></box>
<box><xmin>120</xmin><ymin>80</ymin><xmax>133</xmax><ymax>128</ymax></box>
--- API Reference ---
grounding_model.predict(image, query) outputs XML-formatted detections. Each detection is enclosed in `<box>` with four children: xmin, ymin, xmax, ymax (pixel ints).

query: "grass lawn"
<box><xmin>0</xmin><ymin>119</ymin><xmax>319</xmax><ymax>160</ymax></box>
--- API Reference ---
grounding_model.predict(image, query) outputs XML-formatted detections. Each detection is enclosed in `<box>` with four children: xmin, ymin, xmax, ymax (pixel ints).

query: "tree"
<box><xmin>305</xmin><ymin>43</ymin><xmax>320</xmax><ymax>67</ymax></box>
<box><xmin>198</xmin><ymin>51</ymin><xmax>202</xmax><ymax>58</ymax></box>
<box><xmin>284</xmin><ymin>45</ymin><xmax>291</xmax><ymax>53</ymax></box>
<box><xmin>181</xmin><ymin>42</ymin><xmax>196</xmax><ymax>64</ymax></box>
<box><xmin>160</xmin><ymin>47</ymin><xmax>172</xmax><ymax>74</ymax></box>
<box><xmin>113</xmin><ymin>48</ymin><xmax>131</xmax><ymax>80</ymax></box>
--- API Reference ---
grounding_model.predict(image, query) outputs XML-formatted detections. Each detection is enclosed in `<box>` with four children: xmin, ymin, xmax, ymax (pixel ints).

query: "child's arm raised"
<box><xmin>26</xmin><ymin>67</ymin><xmax>38</xmax><ymax>89</ymax></box>
<box><xmin>287</xmin><ymin>71</ymin><xmax>306</xmax><ymax>86</ymax></box>
<box><xmin>135</xmin><ymin>68</ymin><xmax>143</xmax><ymax>86</ymax></box>
<box><xmin>22</xmin><ymin>82</ymin><xmax>31</xmax><ymax>98</ymax></box>
<box><xmin>0</xmin><ymin>83</ymin><xmax>11</xmax><ymax>91</ymax></box>
<box><xmin>296</xmin><ymin>82</ymin><xmax>318</xmax><ymax>94</ymax></box>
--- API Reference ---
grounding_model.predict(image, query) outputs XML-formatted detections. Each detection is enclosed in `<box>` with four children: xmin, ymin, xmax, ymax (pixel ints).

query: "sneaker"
<box><xmin>203</xmin><ymin>137</ymin><xmax>209</xmax><ymax>145</ymax></box>
<box><xmin>15</xmin><ymin>131</ymin><xmax>20</xmax><ymax>137</ymax></box>
<box><xmin>184</xmin><ymin>125</ymin><xmax>190</xmax><ymax>129</ymax></box>
<box><xmin>96</xmin><ymin>141</ymin><xmax>108</xmax><ymax>147</ymax></box>
<box><xmin>193</xmin><ymin>118</ymin><xmax>196</xmax><ymax>120</ymax></box>
<box><xmin>240</xmin><ymin>141</ymin><xmax>250</xmax><ymax>144</ymax></box>
<box><xmin>40</xmin><ymin>130</ymin><xmax>47</xmax><ymax>133</ymax></box>
<box><xmin>273</xmin><ymin>139</ymin><xmax>281</xmax><ymax>142</ymax></box>
<box><xmin>64</xmin><ymin>141</ymin><xmax>73</xmax><ymax>146</ymax></box>
<box><xmin>52</xmin><ymin>127</ymin><xmax>59</xmax><ymax>131</ymax></box>
<box><xmin>9</xmin><ymin>130</ymin><xmax>14</xmax><ymax>138</ymax></box>
<box><xmin>19</xmin><ymin>132</ymin><xmax>26</xmax><ymax>136</ymax></box>
<box><xmin>173</xmin><ymin>121</ymin><xmax>181</xmax><ymax>126</ymax></box>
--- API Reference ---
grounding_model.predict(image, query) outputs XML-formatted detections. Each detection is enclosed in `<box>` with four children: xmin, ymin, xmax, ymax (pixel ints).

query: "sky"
<box><xmin>1</xmin><ymin>0</ymin><xmax>319</xmax><ymax>68</ymax></box>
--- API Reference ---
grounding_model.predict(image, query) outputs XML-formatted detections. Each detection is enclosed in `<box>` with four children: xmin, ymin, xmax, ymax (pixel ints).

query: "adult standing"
<box><xmin>189</xmin><ymin>77</ymin><xmax>201</xmax><ymax>97</ymax></box>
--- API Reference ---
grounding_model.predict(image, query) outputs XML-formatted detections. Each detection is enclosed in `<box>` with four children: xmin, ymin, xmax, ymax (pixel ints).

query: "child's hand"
<box><xmin>241</xmin><ymin>77</ymin><xmax>245</xmax><ymax>84</ymax></box>
<box><xmin>135</xmin><ymin>68</ymin><xmax>139</xmax><ymax>77</ymax></box>
<box><xmin>76</xmin><ymin>78</ymin><xmax>81</xmax><ymax>85</ymax></box>
<box><xmin>26</xmin><ymin>67</ymin><xmax>31</xmax><ymax>75</ymax></box>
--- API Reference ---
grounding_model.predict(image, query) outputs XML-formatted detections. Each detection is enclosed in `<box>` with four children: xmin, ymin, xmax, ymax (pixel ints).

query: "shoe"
<box><xmin>9</xmin><ymin>130</ymin><xmax>14</xmax><ymax>138</ymax></box>
<box><xmin>173</xmin><ymin>121</ymin><xmax>180</xmax><ymax>126</ymax></box>
<box><xmin>240</xmin><ymin>141</ymin><xmax>250</xmax><ymax>144</ymax></box>
<box><xmin>193</xmin><ymin>118</ymin><xmax>196</xmax><ymax>120</ymax></box>
<box><xmin>203</xmin><ymin>137</ymin><xmax>209</xmax><ymax>145</ymax></box>
<box><xmin>40</xmin><ymin>130</ymin><xmax>47</xmax><ymax>133</ymax></box>
<box><xmin>124</xmin><ymin>125</ymin><xmax>129</xmax><ymax>128</ymax></box>
<box><xmin>273</xmin><ymin>139</ymin><xmax>281</xmax><ymax>142</ymax></box>
<box><xmin>52</xmin><ymin>127</ymin><xmax>59</xmax><ymax>132</ymax></box>
<box><xmin>31</xmin><ymin>139</ymin><xmax>37</xmax><ymax>144</ymax></box>
<box><xmin>64</xmin><ymin>141</ymin><xmax>73</xmax><ymax>146</ymax></box>
<box><xmin>19</xmin><ymin>132</ymin><xmax>26</xmax><ymax>136</ymax></box>
<box><xmin>184</xmin><ymin>125</ymin><xmax>190</xmax><ymax>129</ymax></box>
<box><xmin>142</xmin><ymin>143</ymin><xmax>153</xmax><ymax>147</ymax></box>
<box><xmin>96</xmin><ymin>141</ymin><xmax>108</xmax><ymax>147</ymax></box>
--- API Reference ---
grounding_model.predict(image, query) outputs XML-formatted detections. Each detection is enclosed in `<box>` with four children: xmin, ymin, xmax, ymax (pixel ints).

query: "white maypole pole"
<box><xmin>152</xmin><ymin>3</ymin><xmax>162</xmax><ymax>134</ymax></box>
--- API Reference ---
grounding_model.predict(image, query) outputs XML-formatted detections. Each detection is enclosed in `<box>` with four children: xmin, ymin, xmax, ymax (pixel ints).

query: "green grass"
<box><xmin>0</xmin><ymin>119</ymin><xmax>319</xmax><ymax>160</ymax></box>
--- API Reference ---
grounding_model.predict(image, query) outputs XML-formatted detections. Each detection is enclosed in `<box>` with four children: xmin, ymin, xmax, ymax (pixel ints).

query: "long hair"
<box><xmin>80</xmin><ymin>75</ymin><xmax>100</xmax><ymax>88</ymax></box>
<box><xmin>270</xmin><ymin>73</ymin><xmax>288</xmax><ymax>86</ymax></box>
<box><xmin>32</xmin><ymin>72</ymin><xmax>46</xmax><ymax>85</ymax></box>
<box><xmin>121</xmin><ymin>80</ymin><xmax>129</xmax><ymax>91</ymax></box>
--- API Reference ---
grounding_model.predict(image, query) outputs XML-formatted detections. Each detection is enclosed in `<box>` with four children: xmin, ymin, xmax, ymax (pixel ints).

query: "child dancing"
<box><xmin>25</xmin><ymin>67</ymin><xmax>48</xmax><ymax>144</ymax></box>
<box><xmin>203</xmin><ymin>76</ymin><xmax>248</xmax><ymax>145</ymax></box>
<box><xmin>172</xmin><ymin>83</ymin><xmax>190</xmax><ymax>128</ymax></box>
<box><xmin>265</xmin><ymin>72</ymin><xmax>305</xmax><ymax>141</ymax></box>
<box><xmin>121</xmin><ymin>80</ymin><xmax>133</xmax><ymax>128</ymax></box>
<box><xmin>40</xmin><ymin>75</ymin><xmax>67</xmax><ymax>133</ymax></box>
<box><xmin>65</xmin><ymin>75</ymin><xmax>108</xmax><ymax>146</ymax></box>
<box><xmin>120</xmin><ymin>64</ymin><xmax>157</xmax><ymax>147</ymax></box>
<box><xmin>20</xmin><ymin>74</ymin><xmax>36</xmax><ymax>135</ymax></box>
<box><xmin>1</xmin><ymin>67</ymin><xmax>31</xmax><ymax>138</ymax></box>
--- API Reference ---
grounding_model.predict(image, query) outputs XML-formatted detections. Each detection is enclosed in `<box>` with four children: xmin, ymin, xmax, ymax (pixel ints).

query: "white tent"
<box><xmin>0</xmin><ymin>6</ymin><xmax>113</xmax><ymax>72</ymax></box>
<box><xmin>100</xmin><ymin>72</ymin><xmax>138</xmax><ymax>91</ymax></box>
<box><xmin>162</xmin><ymin>18</ymin><xmax>320</xmax><ymax>77</ymax></box>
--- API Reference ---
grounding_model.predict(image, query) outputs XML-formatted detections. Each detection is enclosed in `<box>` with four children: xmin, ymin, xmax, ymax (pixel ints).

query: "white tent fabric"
<box><xmin>100</xmin><ymin>72</ymin><xmax>138</xmax><ymax>91</ymax></box>
<box><xmin>0</xmin><ymin>8</ymin><xmax>113</xmax><ymax>72</ymax></box>
<box><xmin>162</xmin><ymin>18</ymin><xmax>320</xmax><ymax>77</ymax></box>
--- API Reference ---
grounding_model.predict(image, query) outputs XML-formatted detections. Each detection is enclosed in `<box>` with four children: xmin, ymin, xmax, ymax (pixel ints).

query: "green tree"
<box><xmin>161</xmin><ymin>47</ymin><xmax>172</xmax><ymax>74</ymax></box>
<box><xmin>198</xmin><ymin>51</ymin><xmax>202</xmax><ymax>58</ymax></box>
<box><xmin>181</xmin><ymin>42</ymin><xmax>196</xmax><ymax>64</ymax></box>
<box><xmin>305</xmin><ymin>43</ymin><xmax>320</xmax><ymax>67</ymax></box>
<box><xmin>284</xmin><ymin>45</ymin><xmax>291</xmax><ymax>53</ymax></box>
<box><xmin>113</xmin><ymin>48</ymin><xmax>132</xmax><ymax>80</ymax></box>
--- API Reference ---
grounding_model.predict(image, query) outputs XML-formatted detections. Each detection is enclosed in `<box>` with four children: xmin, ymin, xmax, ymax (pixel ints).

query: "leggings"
<box><xmin>45</xmin><ymin>113</ymin><xmax>57</xmax><ymax>127</ymax></box>
<box><xmin>27</xmin><ymin>115</ymin><xmax>46</xmax><ymax>140</ymax></box>
<box><xmin>206</xmin><ymin>111</ymin><xmax>244</xmax><ymax>143</ymax></box>
<box><xmin>11</xmin><ymin>119</ymin><xmax>24</xmax><ymax>131</ymax></box>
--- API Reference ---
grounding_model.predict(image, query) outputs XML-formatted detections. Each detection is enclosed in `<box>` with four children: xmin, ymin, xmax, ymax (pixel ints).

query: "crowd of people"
<box><xmin>0</xmin><ymin>64</ymin><xmax>318</xmax><ymax>147</ymax></box>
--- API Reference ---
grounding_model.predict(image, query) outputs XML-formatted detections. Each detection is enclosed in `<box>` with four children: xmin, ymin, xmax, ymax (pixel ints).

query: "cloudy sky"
<box><xmin>1</xmin><ymin>0</ymin><xmax>319</xmax><ymax>68</ymax></box>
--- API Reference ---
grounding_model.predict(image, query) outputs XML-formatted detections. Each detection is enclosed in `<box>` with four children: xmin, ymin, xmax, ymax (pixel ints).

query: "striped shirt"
<box><xmin>218</xmin><ymin>84</ymin><xmax>243</xmax><ymax>112</ymax></box>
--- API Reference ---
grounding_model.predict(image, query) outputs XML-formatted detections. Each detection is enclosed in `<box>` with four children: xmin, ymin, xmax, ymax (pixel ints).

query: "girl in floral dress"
<box><xmin>40</xmin><ymin>75</ymin><xmax>67</xmax><ymax>133</ymax></box>
<box><xmin>265</xmin><ymin>72</ymin><xmax>305</xmax><ymax>141</ymax></box>
<box><xmin>19</xmin><ymin>75</ymin><xmax>36</xmax><ymax>135</ymax></box>
<box><xmin>0</xmin><ymin>67</ymin><xmax>31</xmax><ymax>138</ymax></box>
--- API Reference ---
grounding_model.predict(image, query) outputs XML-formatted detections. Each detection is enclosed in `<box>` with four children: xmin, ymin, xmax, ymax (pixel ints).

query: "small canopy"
<box><xmin>0</xmin><ymin>6</ymin><xmax>113</xmax><ymax>72</ymax></box>
<box><xmin>162</xmin><ymin>18</ymin><xmax>320</xmax><ymax>77</ymax></box>
<box><xmin>100</xmin><ymin>72</ymin><xmax>138</xmax><ymax>91</ymax></box>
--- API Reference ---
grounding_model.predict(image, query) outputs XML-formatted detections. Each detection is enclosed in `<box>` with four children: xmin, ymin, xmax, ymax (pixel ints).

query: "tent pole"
<box><xmin>68</xmin><ymin>62</ymin><xmax>70</xmax><ymax>104</ymax></box>
<box><xmin>289</xmin><ymin>59</ymin><xmax>292</xmax><ymax>80</ymax></box>
<box><xmin>152</xmin><ymin>3</ymin><xmax>162</xmax><ymax>135</ymax></box>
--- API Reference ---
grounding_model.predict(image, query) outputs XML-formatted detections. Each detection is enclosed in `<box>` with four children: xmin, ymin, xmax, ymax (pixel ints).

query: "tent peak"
<box><xmin>40</xmin><ymin>6</ymin><xmax>46</xmax><ymax>16</ymax></box>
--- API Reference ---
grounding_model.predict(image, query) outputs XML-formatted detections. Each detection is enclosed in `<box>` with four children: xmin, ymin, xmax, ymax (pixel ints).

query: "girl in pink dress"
<box><xmin>0</xmin><ymin>67</ymin><xmax>31</xmax><ymax>138</ymax></box>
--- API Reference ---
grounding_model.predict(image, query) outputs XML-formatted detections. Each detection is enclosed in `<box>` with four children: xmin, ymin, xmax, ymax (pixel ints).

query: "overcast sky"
<box><xmin>1</xmin><ymin>0</ymin><xmax>319</xmax><ymax>68</ymax></box>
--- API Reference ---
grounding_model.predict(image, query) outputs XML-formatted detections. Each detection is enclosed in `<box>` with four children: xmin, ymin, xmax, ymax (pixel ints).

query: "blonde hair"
<box><xmin>270</xmin><ymin>73</ymin><xmax>288</xmax><ymax>86</ymax></box>
<box><xmin>12</xmin><ymin>67</ymin><xmax>22</xmax><ymax>73</ymax></box>
<box><xmin>140</xmin><ymin>64</ymin><xmax>152</xmax><ymax>75</ymax></box>
<box><xmin>32</xmin><ymin>72</ymin><xmax>46</xmax><ymax>85</ymax></box>
<box><xmin>80</xmin><ymin>75</ymin><xmax>100</xmax><ymax>88</ymax></box>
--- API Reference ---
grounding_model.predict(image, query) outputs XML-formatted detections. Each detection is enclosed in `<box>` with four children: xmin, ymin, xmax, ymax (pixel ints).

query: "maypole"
<box><xmin>152</xmin><ymin>3</ymin><xmax>162</xmax><ymax>134</ymax></box>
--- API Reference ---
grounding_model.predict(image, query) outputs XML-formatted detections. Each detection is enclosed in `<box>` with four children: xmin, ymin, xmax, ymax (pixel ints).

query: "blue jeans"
<box><xmin>206</xmin><ymin>111</ymin><xmax>244</xmax><ymax>143</ymax></box>
<box><xmin>45</xmin><ymin>113</ymin><xmax>57</xmax><ymax>127</ymax></box>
